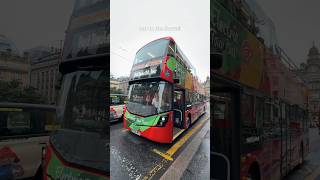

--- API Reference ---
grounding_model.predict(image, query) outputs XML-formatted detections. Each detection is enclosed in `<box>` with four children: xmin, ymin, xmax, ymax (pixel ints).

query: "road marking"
<box><xmin>152</xmin><ymin>149</ymin><xmax>173</xmax><ymax>161</ymax></box>
<box><xmin>173</xmin><ymin>129</ymin><xmax>185</xmax><ymax>140</ymax></box>
<box><xmin>142</xmin><ymin>159</ymin><xmax>168</xmax><ymax>180</ymax></box>
<box><xmin>152</xmin><ymin>116</ymin><xmax>209</xmax><ymax>161</ymax></box>
<box><xmin>166</xmin><ymin>116</ymin><xmax>209</xmax><ymax>156</ymax></box>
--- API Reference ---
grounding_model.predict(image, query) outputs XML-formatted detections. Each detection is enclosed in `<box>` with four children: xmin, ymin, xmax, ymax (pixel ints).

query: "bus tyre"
<box><xmin>247</xmin><ymin>163</ymin><xmax>260</xmax><ymax>180</ymax></box>
<box><xmin>34</xmin><ymin>166</ymin><xmax>43</xmax><ymax>180</ymax></box>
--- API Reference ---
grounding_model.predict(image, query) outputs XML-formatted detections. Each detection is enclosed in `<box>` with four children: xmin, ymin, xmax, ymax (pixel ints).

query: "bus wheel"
<box><xmin>248</xmin><ymin>163</ymin><xmax>260</xmax><ymax>180</ymax></box>
<box><xmin>34</xmin><ymin>166</ymin><xmax>43</xmax><ymax>179</ymax></box>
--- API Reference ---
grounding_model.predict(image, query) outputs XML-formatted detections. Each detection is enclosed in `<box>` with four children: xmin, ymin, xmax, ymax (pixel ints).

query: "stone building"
<box><xmin>30</xmin><ymin>50</ymin><xmax>61</xmax><ymax>105</ymax></box>
<box><xmin>296</xmin><ymin>44</ymin><xmax>320</xmax><ymax>122</ymax></box>
<box><xmin>0</xmin><ymin>34</ymin><xmax>30</xmax><ymax>87</ymax></box>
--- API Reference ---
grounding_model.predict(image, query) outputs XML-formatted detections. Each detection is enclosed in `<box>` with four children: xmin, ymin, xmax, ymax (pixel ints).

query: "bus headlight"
<box><xmin>156</xmin><ymin>115</ymin><xmax>168</xmax><ymax>127</ymax></box>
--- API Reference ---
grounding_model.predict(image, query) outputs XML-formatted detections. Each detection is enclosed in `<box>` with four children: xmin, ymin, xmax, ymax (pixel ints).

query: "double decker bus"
<box><xmin>123</xmin><ymin>37</ymin><xmax>207</xmax><ymax>143</ymax></box>
<box><xmin>43</xmin><ymin>0</ymin><xmax>109</xmax><ymax>179</ymax></box>
<box><xmin>212</xmin><ymin>0</ymin><xmax>309</xmax><ymax>179</ymax></box>
<box><xmin>0</xmin><ymin>103</ymin><xmax>57</xmax><ymax>179</ymax></box>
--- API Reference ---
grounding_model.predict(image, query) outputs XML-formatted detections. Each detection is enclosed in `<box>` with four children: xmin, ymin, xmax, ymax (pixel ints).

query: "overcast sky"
<box><xmin>258</xmin><ymin>0</ymin><xmax>320</xmax><ymax>65</ymax></box>
<box><xmin>111</xmin><ymin>0</ymin><xmax>210</xmax><ymax>82</ymax></box>
<box><xmin>0</xmin><ymin>0</ymin><xmax>74</xmax><ymax>53</ymax></box>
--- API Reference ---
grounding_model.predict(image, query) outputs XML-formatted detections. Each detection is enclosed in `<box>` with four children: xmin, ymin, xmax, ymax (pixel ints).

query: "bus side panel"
<box><xmin>187</xmin><ymin>102</ymin><xmax>206</xmax><ymax>126</ymax></box>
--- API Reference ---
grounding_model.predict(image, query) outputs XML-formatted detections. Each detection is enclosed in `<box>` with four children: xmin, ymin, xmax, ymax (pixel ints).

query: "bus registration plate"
<box><xmin>131</xmin><ymin>129</ymin><xmax>140</xmax><ymax>136</ymax></box>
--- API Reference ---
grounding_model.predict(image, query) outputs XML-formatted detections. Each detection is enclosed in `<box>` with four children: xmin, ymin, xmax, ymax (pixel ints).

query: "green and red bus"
<box><xmin>212</xmin><ymin>0</ymin><xmax>309</xmax><ymax>179</ymax></box>
<box><xmin>43</xmin><ymin>0</ymin><xmax>109</xmax><ymax>179</ymax></box>
<box><xmin>123</xmin><ymin>37</ymin><xmax>207</xmax><ymax>143</ymax></box>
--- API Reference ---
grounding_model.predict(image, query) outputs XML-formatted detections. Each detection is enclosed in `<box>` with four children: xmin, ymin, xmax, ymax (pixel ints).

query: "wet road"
<box><xmin>110</xmin><ymin>110</ymin><xmax>210</xmax><ymax>180</ymax></box>
<box><xmin>286</xmin><ymin>128</ymin><xmax>320</xmax><ymax>179</ymax></box>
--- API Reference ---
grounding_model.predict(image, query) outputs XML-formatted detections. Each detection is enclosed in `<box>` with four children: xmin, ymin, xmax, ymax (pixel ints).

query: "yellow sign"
<box><xmin>0</xmin><ymin>108</ymin><xmax>23</xmax><ymax>112</ymax></box>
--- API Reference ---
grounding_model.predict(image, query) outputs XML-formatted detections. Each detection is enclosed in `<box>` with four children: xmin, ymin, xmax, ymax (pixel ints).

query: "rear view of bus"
<box><xmin>124</xmin><ymin>37</ymin><xmax>207</xmax><ymax>143</ymax></box>
<box><xmin>43</xmin><ymin>0</ymin><xmax>109</xmax><ymax>179</ymax></box>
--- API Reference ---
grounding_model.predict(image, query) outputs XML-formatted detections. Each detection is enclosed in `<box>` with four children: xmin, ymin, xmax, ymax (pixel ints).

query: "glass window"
<box><xmin>185</xmin><ymin>91</ymin><xmax>191</xmax><ymax>105</ymax></box>
<box><xmin>134</xmin><ymin>39</ymin><xmax>169</xmax><ymax>65</ymax></box>
<box><xmin>214</xmin><ymin>101</ymin><xmax>226</xmax><ymax>120</ymax></box>
<box><xmin>110</xmin><ymin>95</ymin><xmax>127</xmax><ymax>105</ymax></box>
<box><xmin>127</xmin><ymin>81</ymin><xmax>172</xmax><ymax>116</ymax></box>
<box><xmin>57</xmin><ymin>70</ymin><xmax>107</xmax><ymax>134</ymax></box>
<box><xmin>241</xmin><ymin>94</ymin><xmax>254</xmax><ymax>127</ymax></box>
<box><xmin>168</xmin><ymin>41</ymin><xmax>175</xmax><ymax>57</ymax></box>
<box><xmin>255</xmin><ymin>97</ymin><xmax>264</xmax><ymax>129</ymax></box>
<box><xmin>0</xmin><ymin>107</ymin><xmax>57</xmax><ymax>136</ymax></box>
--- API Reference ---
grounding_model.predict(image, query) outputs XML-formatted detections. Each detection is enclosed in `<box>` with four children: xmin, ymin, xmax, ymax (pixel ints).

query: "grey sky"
<box><xmin>111</xmin><ymin>0</ymin><xmax>210</xmax><ymax>82</ymax></box>
<box><xmin>258</xmin><ymin>0</ymin><xmax>320</xmax><ymax>65</ymax></box>
<box><xmin>0</xmin><ymin>0</ymin><xmax>74</xmax><ymax>53</ymax></box>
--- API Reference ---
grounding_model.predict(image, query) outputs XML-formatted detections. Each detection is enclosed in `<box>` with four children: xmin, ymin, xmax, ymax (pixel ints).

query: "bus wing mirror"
<box><xmin>174</xmin><ymin>78</ymin><xmax>179</xmax><ymax>83</ymax></box>
<box><xmin>212</xmin><ymin>53</ymin><xmax>223</xmax><ymax>69</ymax></box>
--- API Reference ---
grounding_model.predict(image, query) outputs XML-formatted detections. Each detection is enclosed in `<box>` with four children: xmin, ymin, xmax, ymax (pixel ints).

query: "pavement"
<box><xmin>110</xmin><ymin>108</ymin><xmax>210</xmax><ymax>180</ymax></box>
<box><xmin>180</xmin><ymin>130</ymin><xmax>210</xmax><ymax>180</ymax></box>
<box><xmin>286</xmin><ymin>128</ymin><xmax>320</xmax><ymax>180</ymax></box>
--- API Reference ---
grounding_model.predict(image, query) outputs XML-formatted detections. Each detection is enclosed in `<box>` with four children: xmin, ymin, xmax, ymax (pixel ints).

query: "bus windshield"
<box><xmin>57</xmin><ymin>70</ymin><xmax>107</xmax><ymax>133</ymax></box>
<box><xmin>127</xmin><ymin>81</ymin><xmax>172</xmax><ymax>117</ymax></box>
<box><xmin>134</xmin><ymin>39</ymin><xmax>169</xmax><ymax>65</ymax></box>
<box><xmin>53</xmin><ymin>69</ymin><xmax>108</xmax><ymax>173</ymax></box>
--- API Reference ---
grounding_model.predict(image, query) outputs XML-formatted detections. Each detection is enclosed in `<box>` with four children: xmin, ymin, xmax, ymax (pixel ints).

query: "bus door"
<box><xmin>173</xmin><ymin>90</ymin><xmax>185</xmax><ymax>129</ymax></box>
<box><xmin>280</xmin><ymin>102</ymin><xmax>289</xmax><ymax>177</ymax></box>
<box><xmin>212</xmin><ymin>88</ymin><xmax>239</xmax><ymax>180</ymax></box>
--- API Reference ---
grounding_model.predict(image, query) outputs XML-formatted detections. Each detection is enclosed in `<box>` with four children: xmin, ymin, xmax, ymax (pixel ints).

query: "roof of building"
<box><xmin>0</xmin><ymin>34</ymin><xmax>20</xmax><ymax>55</ymax></box>
<box><xmin>308</xmin><ymin>43</ymin><xmax>320</xmax><ymax>57</ymax></box>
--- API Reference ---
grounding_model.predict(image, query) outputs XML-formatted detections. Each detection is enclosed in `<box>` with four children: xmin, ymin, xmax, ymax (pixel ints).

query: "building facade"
<box><xmin>297</xmin><ymin>44</ymin><xmax>320</xmax><ymax>122</ymax></box>
<box><xmin>0</xmin><ymin>34</ymin><xmax>30</xmax><ymax>87</ymax></box>
<box><xmin>30</xmin><ymin>52</ymin><xmax>60</xmax><ymax>104</ymax></box>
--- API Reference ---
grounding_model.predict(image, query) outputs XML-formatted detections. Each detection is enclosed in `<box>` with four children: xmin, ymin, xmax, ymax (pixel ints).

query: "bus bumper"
<box><xmin>126</xmin><ymin>120</ymin><xmax>173</xmax><ymax>143</ymax></box>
